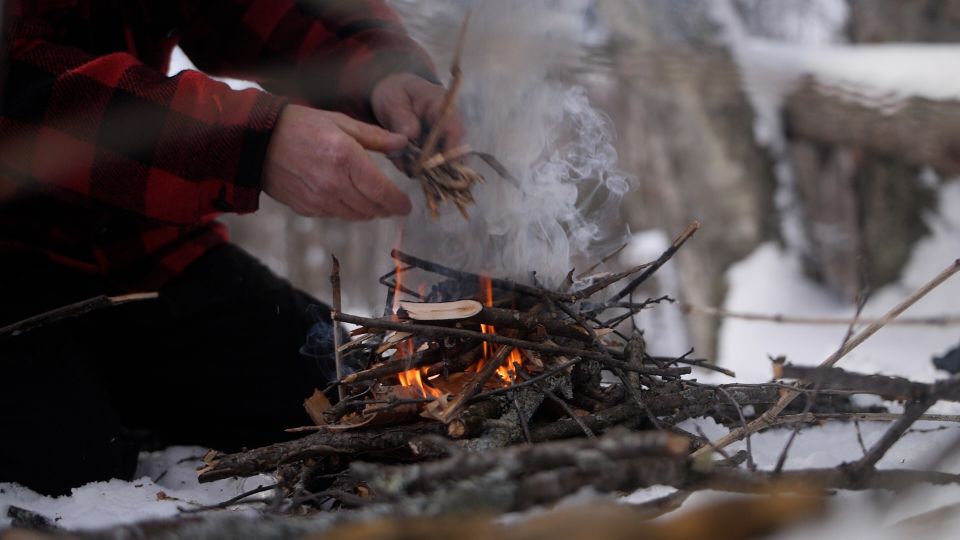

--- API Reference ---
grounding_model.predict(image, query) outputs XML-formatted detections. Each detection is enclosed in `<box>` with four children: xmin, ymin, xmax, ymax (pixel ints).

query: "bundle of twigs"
<box><xmin>403</xmin><ymin>11</ymin><xmax>516</xmax><ymax>220</ymax></box>
<box><xmin>406</xmin><ymin>143</ymin><xmax>485</xmax><ymax>219</ymax></box>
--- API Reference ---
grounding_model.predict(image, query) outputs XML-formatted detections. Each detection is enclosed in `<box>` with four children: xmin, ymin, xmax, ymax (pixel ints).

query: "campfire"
<box><xmin>303</xmin><ymin>222</ymin><xmax>704</xmax><ymax>441</ymax></box>
<box><xmin>189</xmin><ymin>225</ymin><xmax>960</xmax><ymax>532</ymax></box>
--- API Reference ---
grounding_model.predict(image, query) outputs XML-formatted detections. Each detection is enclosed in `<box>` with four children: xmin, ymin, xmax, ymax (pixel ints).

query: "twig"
<box><xmin>414</xmin><ymin>10</ymin><xmax>470</xmax><ymax>172</ymax></box>
<box><xmin>470</xmin><ymin>357</ymin><xmax>582</xmax><ymax>402</ymax></box>
<box><xmin>339</xmin><ymin>350</ymin><xmax>442</xmax><ymax>385</ymax></box>
<box><xmin>331</xmin><ymin>255</ymin><xmax>346</xmax><ymax>401</ymax></box>
<box><xmin>0</xmin><ymin>292</ymin><xmax>159</xmax><ymax>339</ymax></box>
<box><xmin>554</xmin><ymin>300</ymin><xmax>662</xmax><ymax>430</ymax></box>
<box><xmin>849</xmin><ymin>398</ymin><xmax>936</xmax><ymax>474</ymax></box>
<box><xmin>333</xmin><ymin>311</ymin><xmax>644</xmax><ymax>368</ymax></box>
<box><xmin>575</xmin><ymin>243</ymin><xmax>628</xmax><ymax>280</ymax></box>
<box><xmin>627</xmin><ymin>490</ymin><xmax>691</xmax><ymax>520</ymax></box>
<box><xmin>513</xmin><ymin>391</ymin><xmax>533</xmax><ymax>443</ymax></box>
<box><xmin>178</xmin><ymin>483</ymin><xmax>278</xmax><ymax>514</ymax></box>
<box><xmin>853</xmin><ymin>419</ymin><xmax>868</xmax><ymax>456</ymax></box>
<box><xmin>569</xmin><ymin>261</ymin><xmax>654</xmax><ymax>301</ymax></box>
<box><xmin>691</xmin><ymin>258</ymin><xmax>960</xmax><ymax>459</ymax></box>
<box><xmin>391</xmin><ymin>249</ymin><xmax>560</xmax><ymax>300</ymax></box>
<box><xmin>681</xmin><ymin>303</ymin><xmax>960</xmax><ymax>326</ymax></box>
<box><xmin>774</xmin><ymin>289</ymin><xmax>869</xmax><ymax>474</ymax></box>
<box><xmin>544</xmin><ymin>390</ymin><xmax>596</xmax><ymax>439</ymax></box>
<box><xmin>609</xmin><ymin>222</ymin><xmax>700</xmax><ymax>302</ymax></box>
<box><xmin>436</xmin><ymin>343</ymin><xmax>514</xmax><ymax>423</ymax></box>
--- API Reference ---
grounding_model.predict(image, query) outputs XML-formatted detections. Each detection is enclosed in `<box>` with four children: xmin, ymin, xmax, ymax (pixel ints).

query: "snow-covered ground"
<box><xmin>0</xmin><ymin>448</ymin><xmax>274</xmax><ymax>530</ymax></box>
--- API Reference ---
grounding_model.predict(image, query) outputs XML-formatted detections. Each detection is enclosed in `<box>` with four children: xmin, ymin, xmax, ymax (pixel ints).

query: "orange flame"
<box><xmin>397</xmin><ymin>365</ymin><xmax>443</xmax><ymax>399</ymax></box>
<box><xmin>476</xmin><ymin>275</ymin><xmax>525</xmax><ymax>382</ymax></box>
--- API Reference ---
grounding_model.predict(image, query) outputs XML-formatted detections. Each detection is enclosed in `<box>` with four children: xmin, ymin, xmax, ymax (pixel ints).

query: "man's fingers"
<box><xmin>332</xmin><ymin>114</ymin><xmax>408</xmax><ymax>153</ymax></box>
<box><xmin>377</xmin><ymin>91</ymin><xmax>422</xmax><ymax>141</ymax></box>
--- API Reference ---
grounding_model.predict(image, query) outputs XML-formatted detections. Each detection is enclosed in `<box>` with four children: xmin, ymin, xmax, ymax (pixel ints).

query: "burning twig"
<box><xmin>436</xmin><ymin>342</ymin><xmax>516</xmax><ymax>423</ymax></box>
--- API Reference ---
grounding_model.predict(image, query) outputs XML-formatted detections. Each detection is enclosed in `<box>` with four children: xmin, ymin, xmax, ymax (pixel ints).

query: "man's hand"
<box><xmin>263</xmin><ymin>105</ymin><xmax>412</xmax><ymax>220</ymax></box>
<box><xmin>371</xmin><ymin>73</ymin><xmax>464</xmax><ymax>151</ymax></box>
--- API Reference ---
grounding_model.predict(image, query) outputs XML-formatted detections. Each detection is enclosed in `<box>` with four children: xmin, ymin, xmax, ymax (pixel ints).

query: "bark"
<box><xmin>198</xmin><ymin>423</ymin><xmax>446</xmax><ymax>483</ymax></box>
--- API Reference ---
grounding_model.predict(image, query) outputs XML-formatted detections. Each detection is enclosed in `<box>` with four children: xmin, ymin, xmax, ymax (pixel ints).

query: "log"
<box><xmin>447</xmin><ymin>398</ymin><xmax>503</xmax><ymax>439</ymax></box>
<box><xmin>786</xmin><ymin>78</ymin><xmax>960</xmax><ymax>176</ymax></box>
<box><xmin>351</xmin><ymin>429</ymin><xmax>688</xmax><ymax>499</ymax></box>
<box><xmin>777</xmin><ymin>364</ymin><xmax>934</xmax><ymax>401</ymax></box>
<box><xmin>198</xmin><ymin>423</ymin><xmax>446</xmax><ymax>482</ymax></box>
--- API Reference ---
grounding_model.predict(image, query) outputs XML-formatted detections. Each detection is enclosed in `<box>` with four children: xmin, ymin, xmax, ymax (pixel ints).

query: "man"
<box><xmin>0</xmin><ymin>0</ymin><xmax>461</xmax><ymax>495</ymax></box>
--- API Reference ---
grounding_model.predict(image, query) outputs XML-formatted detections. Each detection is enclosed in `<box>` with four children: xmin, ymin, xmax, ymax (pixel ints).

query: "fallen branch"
<box><xmin>0</xmin><ymin>292</ymin><xmax>159</xmax><ymax>340</ymax></box>
<box><xmin>682</xmin><ymin>303</ymin><xmax>960</xmax><ymax>326</ymax></box>
<box><xmin>691</xmin><ymin>258</ymin><xmax>960</xmax><ymax>459</ymax></box>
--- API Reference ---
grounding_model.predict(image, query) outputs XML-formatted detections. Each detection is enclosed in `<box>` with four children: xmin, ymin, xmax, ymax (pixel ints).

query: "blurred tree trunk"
<box><xmin>597</xmin><ymin>1</ymin><xmax>778</xmax><ymax>360</ymax></box>
<box><xmin>782</xmin><ymin>1</ymin><xmax>956</xmax><ymax>300</ymax></box>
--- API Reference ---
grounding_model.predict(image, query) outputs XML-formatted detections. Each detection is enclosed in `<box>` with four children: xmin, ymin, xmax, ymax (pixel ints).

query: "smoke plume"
<box><xmin>392</xmin><ymin>0</ymin><xmax>633</xmax><ymax>288</ymax></box>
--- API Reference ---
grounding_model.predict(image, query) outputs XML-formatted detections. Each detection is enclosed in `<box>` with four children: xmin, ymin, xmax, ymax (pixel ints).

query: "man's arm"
<box><xmin>165</xmin><ymin>0</ymin><xmax>439</xmax><ymax>123</ymax></box>
<box><xmin>0</xmin><ymin>3</ymin><xmax>286</xmax><ymax>226</ymax></box>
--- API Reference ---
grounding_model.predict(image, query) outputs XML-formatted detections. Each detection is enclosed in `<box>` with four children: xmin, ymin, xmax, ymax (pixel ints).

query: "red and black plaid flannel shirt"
<box><xmin>0</xmin><ymin>0</ymin><xmax>435</xmax><ymax>291</ymax></box>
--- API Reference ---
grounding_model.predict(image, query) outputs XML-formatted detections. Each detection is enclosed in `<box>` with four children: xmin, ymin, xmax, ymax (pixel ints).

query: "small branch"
<box><xmin>414</xmin><ymin>9</ymin><xmax>470</xmax><ymax>172</ymax></box>
<box><xmin>849</xmin><ymin>397</ymin><xmax>936</xmax><ymax>474</ymax></box>
<box><xmin>544</xmin><ymin>390</ymin><xmax>596</xmax><ymax>439</ymax></box>
<box><xmin>610</xmin><ymin>222</ymin><xmax>700</xmax><ymax>302</ymax></box>
<box><xmin>436</xmin><ymin>343</ymin><xmax>514</xmax><ymax>423</ymax></box>
<box><xmin>470</xmin><ymin>357</ymin><xmax>582</xmax><ymax>402</ymax></box>
<box><xmin>0</xmin><ymin>292</ymin><xmax>159</xmax><ymax>340</ymax></box>
<box><xmin>178</xmin><ymin>483</ymin><xmax>278</xmax><ymax>514</ymax></box>
<box><xmin>331</xmin><ymin>255</ymin><xmax>345</xmax><ymax>401</ymax></box>
<box><xmin>391</xmin><ymin>249</ymin><xmax>561</xmax><ymax>300</ymax></box>
<box><xmin>691</xmin><ymin>258</ymin><xmax>960</xmax><ymax>459</ymax></box>
<box><xmin>333</xmin><ymin>311</ymin><xmax>625</xmax><ymax>365</ymax></box>
<box><xmin>682</xmin><ymin>303</ymin><xmax>960</xmax><ymax>326</ymax></box>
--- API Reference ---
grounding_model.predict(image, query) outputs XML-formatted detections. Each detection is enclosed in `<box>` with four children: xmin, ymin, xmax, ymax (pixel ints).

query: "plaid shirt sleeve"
<box><xmin>0</xmin><ymin>2</ymin><xmax>288</xmax><ymax>226</ymax></box>
<box><xmin>166</xmin><ymin>0</ymin><xmax>439</xmax><ymax>122</ymax></box>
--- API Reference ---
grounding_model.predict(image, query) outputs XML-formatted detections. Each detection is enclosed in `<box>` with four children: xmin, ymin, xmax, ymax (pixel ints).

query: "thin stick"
<box><xmin>544</xmin><ymin>390</ymin><xmax>596</xmax><ymax>439</ymax></box>
<box><xmin>471</xmin><ymin>357</ymin><xmax>583</xmax><ymax>401</ymax></box>
<box><xmin>178</xmin><ymin>483</ymin><xmax>278</xmax><ymax>514</ymax></box>
<box><xmin>682</xmin><ymin>303</ymin><xmax>960</xmax><ymax>326</ymax></box>
<box><xmin>391</xmin><ymin>249</ymin><xmax>560</xmax><ymax>300</ymax></box>
<box><xmin>851</xmin><ymin>398</ymin><xmax>936</xmax><ymax>473</ymax></box>
<box><xmin>555</xmin><ymin>300</ymin><xmax>662</xmax><ymax>430</ymax></box>
<box><xmin>513</xmin><ymin>391</ymin><xmax>533</xmax><ymax>443</ymax></box>
<box><xmin>331</xmin><ymin>255</ymin><xmax>346</xmax><ymax>401</ymax></box>
<box><xmin>415</xmin><ymin>9</ymin><xmax>470</xmax><ymax>172</ymax></box>
<box><xmin>774</xmin><ymin>291</ymin><xmax>869</xmax><ymax>474</ymax></box>
<box><xmin>569</xmin><ymin>261</ymin><xmax>654</xmax><ymax>301</ymax></box>
<box><xmin>0</xmin><ymin>292</ymin><xmax>159</xmax><ymax>339</ymax></box>
<box><xmin>691</xmin><ymin>258</ymin><xmax>960</xmax><ymax>459</ymax></box>
<box><xmin>610</xmin><ymin>222</ymin><xmax>700</xmax><ymax>302</ymax></box>
<box><xmin>437</xmin><ymin>343</ymin><xmax>514</xmax><ymax>423</ymax></box>
<box><xmin>334</xmin><ymin>311</ymin><xmax>623</xmax><ymax>364</ymax></box>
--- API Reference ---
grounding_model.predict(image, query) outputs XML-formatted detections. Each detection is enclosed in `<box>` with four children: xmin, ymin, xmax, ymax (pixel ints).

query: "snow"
<box><xmin>0</xmin><ymin>447</ymin><xmax>274</xmax><ymax>530</ymax></box>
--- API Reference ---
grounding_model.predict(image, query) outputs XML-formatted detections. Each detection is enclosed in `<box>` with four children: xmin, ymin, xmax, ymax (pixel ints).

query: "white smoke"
<box><xmin>392</xmin><ymin>0</ymin><xmax>633</xmax><ymax>287</ymax></box>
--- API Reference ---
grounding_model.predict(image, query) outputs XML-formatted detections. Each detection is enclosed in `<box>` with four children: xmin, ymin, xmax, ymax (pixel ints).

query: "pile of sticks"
<box><xmin>188</xmin><ymin>226</ymin><xmax>960</xmax><ymax>530</ymax></box>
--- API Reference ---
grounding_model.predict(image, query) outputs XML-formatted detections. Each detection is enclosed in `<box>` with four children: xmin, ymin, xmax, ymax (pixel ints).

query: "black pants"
<box><xmin>0</xmin><ymin>244</ymin><xmax>334</xmax><ymax>495</ymax></box>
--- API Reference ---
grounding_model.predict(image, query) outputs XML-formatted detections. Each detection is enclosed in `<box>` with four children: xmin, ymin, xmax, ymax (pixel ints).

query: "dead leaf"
<box><xmin>303</xmin><ymin>389</ymin><xmax>333</xmax><ymax>426</ymax></box>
